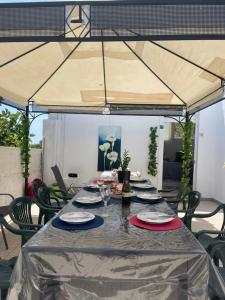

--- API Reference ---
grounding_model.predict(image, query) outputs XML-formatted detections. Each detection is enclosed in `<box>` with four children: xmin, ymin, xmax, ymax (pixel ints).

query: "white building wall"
<box><xmin>0</xmin><ymin>147</ymin><xmax>42</xmax><ymax>206</ymax></box>
<box><xmin>43</xmin><ymin>114</ymin><xmax>164</xmax><ymax>189</ymax></box>
<box><xmin>195</xmin><ymin>101</ymin><xmax>225</xmax><ymax>202</ymax></box>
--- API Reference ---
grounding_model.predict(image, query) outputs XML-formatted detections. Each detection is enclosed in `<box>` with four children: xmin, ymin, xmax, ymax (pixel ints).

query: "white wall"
<box><xmin>194</xmin><ymin>101</ymin><xmax>225</xmax><ymax>202</ymax></box>
<box><xmin>43</xmin><ymin>114</ymin><xmax>164</xmax><ymax>189</ymax></box>
<box><xmin>0</xmin><ymin>147</ymin><xmax>42</xmax><ymax>206</ymax></box>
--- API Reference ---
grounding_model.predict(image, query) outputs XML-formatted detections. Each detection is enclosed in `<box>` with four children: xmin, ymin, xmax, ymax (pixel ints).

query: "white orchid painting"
<box><xmin>98</xmin><ymin>126</ymin><xmax>121</xmax><ymax>171</ymax></box>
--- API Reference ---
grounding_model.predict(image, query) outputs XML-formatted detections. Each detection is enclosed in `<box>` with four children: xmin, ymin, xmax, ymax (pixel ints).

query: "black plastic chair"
<box><xmin>32</xmin><ymin>179</ymin><xmax>70</xmax><ymax>224</ymax></box>
<box><xmin>51</xmin><ymin>165</ymin><xmax>78</xmax><ymax>198</ymax></box>
<box><xmin>0</xmin><ymin>256</ymin><xmax>17</xmax><ymax>300</ymax></box>
<box><xmin>0</xmin><ymin>193</ymin><xmax>15</xmax><ymax>250</ymax></box>
<box><xmin>0</xmin><ymin>197</ymin><xmax>42</xmax><ymax>246</ymax></box>
<box><xmin>194</xmin><ymin>204</ymin><xmax>225</xmax><ymax>253</ymax></box>
<box><xmin>33</xmin><ymin>181</ymin><xmax>64</xmax><ymax>224</ymax></box>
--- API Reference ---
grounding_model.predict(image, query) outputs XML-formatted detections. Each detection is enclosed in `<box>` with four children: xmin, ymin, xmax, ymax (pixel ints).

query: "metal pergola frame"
<box><xmin>0</xmin><ymin>0</ymin><xmax>225</xmax><ymax>43</ymax></box>
<box><xmin>0</xmin><ymin>0</ymin><xmax>224</xmax><ymax>197</ymax></box>
<box><xmin>0</xmin><ymin>0</ymin><xmax>225</xmax><ymax>116</ymax></box>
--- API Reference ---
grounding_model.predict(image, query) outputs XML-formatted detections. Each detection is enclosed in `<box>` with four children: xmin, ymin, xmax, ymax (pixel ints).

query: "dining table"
<box><xmin>7</xmin><ymin>182</ymin><xmax>225</xmax><ymax>300</ymax></box>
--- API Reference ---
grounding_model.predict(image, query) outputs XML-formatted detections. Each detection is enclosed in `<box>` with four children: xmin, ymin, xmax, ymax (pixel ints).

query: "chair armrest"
<box><xmin>0</xmin><ymin>193</ymin><xmax>14</xmax><ymax>201</ymax></box>
<box><xmin>208</xmin><ymin>241</ymin><xmax>225</xmax><ymax>256</ymax></box>
<box><xmin>50</xmin><ymin>188</ymin><xmax>67</xmax><ymax>197</ymax></box>
<box><xmin>190</xmin><ymin>204</ymin><xmax>224</xmax><ymax>219</ymax></box>
<box><xmin>11</xmin><ymin>220</ymin><xmax>42</xmax><ymax>230</ymax></box>
<box><xmin>0</xmin><ymin>216</ymin><xmax>39</xmax><ymax>236</ymax></box>
<box><xmin>34</xmin><ymin>199</ymin><xmax>61</xmax><ymax>212</ymax></box>
<box><xmin>8</xmin><ymin>212</ymin><xmax>43</xmax><ymax>230</ymax></box>
<box><xmin>49</xmin><ymin>196</ymin><xmax>61</xmax><ymax>207</ymax></box>
<box><xmin>195</xmin><ymin>229</ymin><xmax>225</xmax><ymax>239</ymax></box>
<box><xmin>51</xmin><ymin>192</ymin><xmax>71</xmax><ymax>203</ymax></box>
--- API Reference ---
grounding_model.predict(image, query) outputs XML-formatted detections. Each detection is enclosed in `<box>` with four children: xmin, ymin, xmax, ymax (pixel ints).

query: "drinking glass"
<box><xmin>100</xmin><ymin>186</ymin><xmax>111</xmax><ymax>217</ymax></box>
<box><xmin>97</xmin><ymin>178</ymin><xmax>104</xmax><ymax>190</ymax></box>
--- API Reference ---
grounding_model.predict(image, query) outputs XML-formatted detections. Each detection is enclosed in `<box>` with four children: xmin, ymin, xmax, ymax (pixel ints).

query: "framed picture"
<box><xmin>98</xmin><ymin>126</ymin><xmax>121</xmax><ymax>171</ymax></box>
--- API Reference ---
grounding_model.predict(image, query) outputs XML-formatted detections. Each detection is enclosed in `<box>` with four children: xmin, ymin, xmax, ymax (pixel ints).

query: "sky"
<box><xmin>0</xmin><ymin>104</ymin><xmax>48</xmax><ymax>144</ymax></box>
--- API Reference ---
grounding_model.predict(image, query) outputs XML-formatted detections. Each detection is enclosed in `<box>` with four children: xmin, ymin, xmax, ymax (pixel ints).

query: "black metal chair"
<box><xmin>179</xmin><ymin>191</ymin><xmax>201</xmax><ymax>231</ymax></box>
<box><xmin>51</xmin><ymin>165</ymin><xmax>79</xmax><ymax>198</ymax></box>
<box><xmin>161</xmin><ymin>184</ymin><xmax>186</xmax><ymax>211</ymax></box>
<box><xmin>208</xmin><ymin>240</ymin><xmax>225</xmax><ymax>268</ymax></box>
<box><xmin>0</xmin><ymin>193</ymin><xmax>14</xmax><ymax>250</ymax></box>
<box><xmin>0</xmin><ymin>197</ymin><xmax>42</xmax><ymax>246</ymax></box>
<box><xmin>193</xmin><ymin>204</ymin><xmax>225</xmax><ymax>253</ymax></box>
<box><xmin>0</xmin><ymin>256</ymin><xmax>17</xmax><ymax>300</ymax></box>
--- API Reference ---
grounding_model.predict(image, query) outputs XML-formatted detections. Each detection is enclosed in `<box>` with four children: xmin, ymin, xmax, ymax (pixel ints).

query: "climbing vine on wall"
<box><xmin>20</xmin><ymin>114</ymin><xmax>32</xmax><ymax>179</ymax></box>
<box><xmin>148</xmin><ymin>127</ymin><xmax>158</xmax><ymax>176</ymax></box>
<box><xmin>181</xmin><ymin>120</ymin><xmax>194</xmax><ymax>196</ymax></box>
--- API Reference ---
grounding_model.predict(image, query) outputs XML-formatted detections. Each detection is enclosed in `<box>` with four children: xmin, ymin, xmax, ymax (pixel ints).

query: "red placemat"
<box><xmin>129</xmin><ymin>215</ymin><xmax>183</xmax><ymax>231</ymax></box>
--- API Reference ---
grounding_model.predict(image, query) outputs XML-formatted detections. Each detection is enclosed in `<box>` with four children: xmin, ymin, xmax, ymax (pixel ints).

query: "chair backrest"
<box><xmin>185</xmin><ymin>191</ymin><xmax>201</xmax><ymax>217</ymax></box>
<box><xmin>9</xmin><ymin>197</ymin><xmax>33</xmax><ymax>229</ymax></box>
<box><xmin>36</xmin><ymin>184</ymin><xmax>52</xmax><ymax>207</ymax></box>
<box><xmin>32</xmin><ymin>178</ymin><xmax>44</xmax><ymax>197</ymax></box>
<box><xmin>183</xmin><ymin>191</ymin><xmax>201</xmax><ymax>230</ymax></box>
<box><xmin>51</xmin><ymin>165</ymin><xmax>67</xmax><ymax>193</ymax></box>
<box><xmin>175</xmin><ymin>183</ymin><xmax>185</xmax><ymax>201</ymax></box>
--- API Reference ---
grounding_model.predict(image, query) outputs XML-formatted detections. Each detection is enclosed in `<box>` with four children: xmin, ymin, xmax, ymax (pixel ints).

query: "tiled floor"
<box><xmin>0</xmin><ymin>199</ymin><xmax>223</xmax><ymax>260</ymax></box>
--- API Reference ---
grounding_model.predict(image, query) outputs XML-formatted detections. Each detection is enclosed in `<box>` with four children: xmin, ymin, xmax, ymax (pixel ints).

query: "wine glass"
<box><xmin>100</xmin><ymin>186</ymin><xmax>111</xmax><ymax>217</ymax></box>
<box><xmin>97</xmin><ymin>178</ymin><xmax>104</xmax><ymax>189</ymax></box>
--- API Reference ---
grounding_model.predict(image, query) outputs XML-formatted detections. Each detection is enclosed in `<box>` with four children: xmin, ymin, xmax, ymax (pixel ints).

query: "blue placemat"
<box><xmin>72</xmin><ymin>200</ymin><xmax>104</xmax><ymax>209</ymax></box>
<box><xmin>72</xmin><ymin>197</ymin><xmax>120</xmax><ymax>209</ymax></box>
<box><xmin>131</xmin><ymin>186</ymin><xmax>157</xmax><ymax>192</ymax></box>
<box><xmin>129</xmin><ymin>196</ymin><xmax>164</xmax><ymax>205</ymax></box>
<box><xmin>52</xmin><ymin>215</ymin><xmax>104</xmax><ymax>231</ymax></box>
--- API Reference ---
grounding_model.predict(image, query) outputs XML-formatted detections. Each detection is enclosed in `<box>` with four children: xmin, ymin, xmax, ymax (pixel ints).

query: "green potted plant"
<box><xmin>118</xmin><ymin>149</ymin><xmax>131</xmax><ymax>183</ymax></box>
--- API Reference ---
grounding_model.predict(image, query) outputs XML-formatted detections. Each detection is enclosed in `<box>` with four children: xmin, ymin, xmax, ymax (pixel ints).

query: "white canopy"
<box><xmin>0</xmin><ymin>1</ymin><xmax>225</xmax><ymax>115</ymax></box>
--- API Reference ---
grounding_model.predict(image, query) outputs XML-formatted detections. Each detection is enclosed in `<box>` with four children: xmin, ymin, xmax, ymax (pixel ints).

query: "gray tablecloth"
<box><xmin>7</xmin><ymin>189</ymin><xmax>225</xmax><ymax>300</ymax></box>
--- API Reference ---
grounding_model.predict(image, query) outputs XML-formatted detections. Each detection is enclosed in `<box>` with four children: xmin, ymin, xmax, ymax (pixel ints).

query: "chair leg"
<box><xmin>1</xmin><ymin>224</ymin><xmax>8</xmax><ymax>250</ymax></box>
<box><xmin>1</xmin><ymin>288</ymin><xmax>8</xmax><ymax>300</ymax></box>
<box><xmin>38</xmin><ymin>210</ymin><xmax>44</xmax><ymax>225</ymax></box>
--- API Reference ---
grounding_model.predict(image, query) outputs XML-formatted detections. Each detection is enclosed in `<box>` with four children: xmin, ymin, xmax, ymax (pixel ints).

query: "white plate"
<box><xmin>75</xmin><ymin>196</ymin><xmax>102</xmax><ymax>204</ymax></box>
<box><xmin>86</xmin><ymin>184</ymin><xmax>99</xmax><ymax>189</ymax></box>
<box><xmin>122</xmin><ymin>191</ymin><xmax>136</xmax><ymax>198</ymax></box>
<box><xmin>137</xmin><ymin>211</ymin><xmax>174</xmax><ymax>224</ymax></box>
<box><xmin>59</xmin><ymin>212</ymin><xmax>95</xmax><ymax>224</ymax></box>
<box><xmin>132</xmin><ymin>183</ymin><xmax>154</xmax><ymax>189</ymax></box>
<box><xmin>130</xmin><ymin>177</ymin><xmax>147</xmax><ymax>182</ymax></box>
<box><xmin>137</xmin><ymin>193</ymin><xmax>162</xmax><ymax>201</ymax></box>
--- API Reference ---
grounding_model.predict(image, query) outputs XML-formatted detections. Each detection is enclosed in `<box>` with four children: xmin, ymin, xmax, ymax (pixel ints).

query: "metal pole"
<box><xmin>24</xmin><ymin>105</ymin><xmax>30</xmax><ymax>196</ymax></box>
<box><xmin>185</xmin><ymin>111</ymin><xmax>189</xmax><ymax>123</ymax></box>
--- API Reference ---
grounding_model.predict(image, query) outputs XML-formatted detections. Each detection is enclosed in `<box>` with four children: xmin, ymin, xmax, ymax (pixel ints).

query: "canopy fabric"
<box><xmin>0</xmin><ymin>40</ymin><xmax>224</xmax><ymax>113</ymax></box>
<box><xmin>0</xmin><ymin>1</ymin><xmax>225</xmax><ymax>114</ymax></box>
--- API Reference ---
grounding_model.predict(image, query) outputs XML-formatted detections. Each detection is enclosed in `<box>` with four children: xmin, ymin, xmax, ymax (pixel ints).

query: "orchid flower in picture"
<box><xmin>107</xmin><ymin>151</ymin><xmax>118</xmax><ymax>168</ymax></box>
<box><xmin>99</xmin><ymin>142</ymin><xmax>110</xmax><ymax>170</ymax></box>
<box><xmin>106</xmin><ymin>134</ymin><xmax>116</xmax><ymax>150</ymax></box>
<box><xmin>98</xmin><ymin>126</ymin><xmax>121</xmax><ymax>171</ymax></box>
